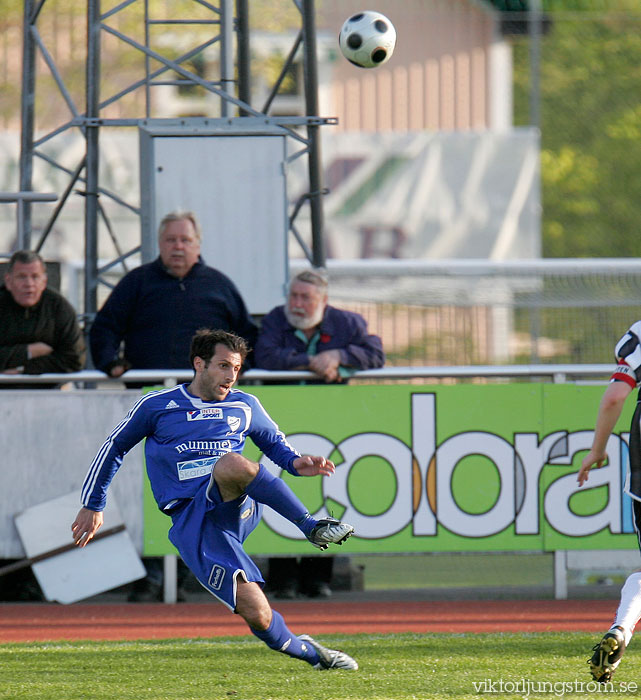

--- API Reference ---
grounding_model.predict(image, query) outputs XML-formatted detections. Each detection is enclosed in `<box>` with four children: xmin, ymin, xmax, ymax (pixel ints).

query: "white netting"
<box><xmin>289</xmin><ymin>259</ymin><xmax>641</xmax><ymax>366</ymax></box>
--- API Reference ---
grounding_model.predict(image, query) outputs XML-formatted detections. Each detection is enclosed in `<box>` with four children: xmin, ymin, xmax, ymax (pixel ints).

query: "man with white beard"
<box><xmin>254</xmin><ymin>268</ymin><xmax>384</xmax><ymax>599</ymax></box>
<box><xmin>254</xmin><ymin>268</ymin><xmax>384</xmax><ymax>383</ymax></box>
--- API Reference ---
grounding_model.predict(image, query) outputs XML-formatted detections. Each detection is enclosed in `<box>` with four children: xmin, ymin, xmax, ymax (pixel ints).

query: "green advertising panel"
<box><xmin>142</xmin><ymin>383</ymin><xmax>637</xmax><ymax>556</ymax></box>
<box><xmin>541</xmin><ymin>385</ymin><xmax>636</xmax><ymax>552</ymax></box>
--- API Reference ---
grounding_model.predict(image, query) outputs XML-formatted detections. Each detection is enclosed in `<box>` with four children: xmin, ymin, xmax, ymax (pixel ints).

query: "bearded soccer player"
<box><xmin>72</xmin><ymin>329</ymin><xmax>357</xmax><ymax>670</ymax></box>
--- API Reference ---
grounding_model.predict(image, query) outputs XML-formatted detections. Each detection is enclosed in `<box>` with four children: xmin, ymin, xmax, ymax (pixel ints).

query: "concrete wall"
<box><xmin>0</xmin><ymin>390</ymin><xmax>144</xmax><ymax>558</ymax></box>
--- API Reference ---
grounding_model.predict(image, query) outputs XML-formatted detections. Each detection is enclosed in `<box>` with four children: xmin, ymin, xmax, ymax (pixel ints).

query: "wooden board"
<box><xmin>14</xmin><ymin>491</ymin><xmax>146</xmax><ymax>604</ymax></box>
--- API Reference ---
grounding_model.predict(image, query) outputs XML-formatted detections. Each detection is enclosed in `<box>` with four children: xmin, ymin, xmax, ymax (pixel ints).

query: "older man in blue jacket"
<box><xmin>89</xmin><ymin>210</ymin><xmax>258</xmax><ymax>601</ymax></box>
<box><xmin>254</xmin><ymin>267</ymin><xmax>384</xmax><ymax>599</ymax></box>
<box><xmin>254</xmin><ymin>268</ymin><xmax>384</xmax><ymax>383</ymax></box>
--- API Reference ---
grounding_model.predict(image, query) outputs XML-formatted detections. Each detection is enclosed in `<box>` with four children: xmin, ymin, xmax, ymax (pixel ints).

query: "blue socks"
<box><xmin>245</xmin><ymin>464</ymin><xmax>317</xmax><ymax>536</ymax></box>
<box><xmin>250</xmin><ymin>610</ymin><xmax>320</xmax><ymax>665</ymax></box>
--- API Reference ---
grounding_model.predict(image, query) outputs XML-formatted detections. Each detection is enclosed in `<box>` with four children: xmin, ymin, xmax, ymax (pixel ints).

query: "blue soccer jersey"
<box><xmin>81</xmin><ymin>384</ymin><xmax>301</xmax><ymax>512</ymax></box>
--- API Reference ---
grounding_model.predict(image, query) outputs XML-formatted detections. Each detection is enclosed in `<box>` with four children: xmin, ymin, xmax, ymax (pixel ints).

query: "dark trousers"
<box><xmin>266</xmin><ymin>556</ymin><xmax>333</xmax><ymax>596</ymax></box>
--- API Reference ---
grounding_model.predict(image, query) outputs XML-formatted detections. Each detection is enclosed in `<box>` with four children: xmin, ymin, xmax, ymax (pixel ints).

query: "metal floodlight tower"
<box><xmin>18</xmin><ymin>0</ymin><xmax>331</xmax><ymax>324</ymax></box>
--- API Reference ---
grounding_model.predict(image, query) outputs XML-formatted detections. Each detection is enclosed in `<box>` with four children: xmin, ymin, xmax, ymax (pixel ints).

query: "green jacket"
<box><xmin>0</xmin><ymin>286</ymin><xmax>85</xmax><ymax>375</ymax></box>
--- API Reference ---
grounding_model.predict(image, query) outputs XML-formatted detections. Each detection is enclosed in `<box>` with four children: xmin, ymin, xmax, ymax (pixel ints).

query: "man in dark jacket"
<box><xmin>89</xmin><ymin>210</ymin><xmax>258</xmax><ymax>601</ymax></box>
<box><xmin>0</xmin><ymin>250</ymin><xmax>85</xmax><ymax>597</ymax></box>
<box><xmin>90</xmin><ymin>210</ymin><xmax>258</xmax><ymax>377</ymax></box>
<box><xmin>0</xmin><ymin>250</ymin><xmax>85</xmax><ymax>378</ymax></box>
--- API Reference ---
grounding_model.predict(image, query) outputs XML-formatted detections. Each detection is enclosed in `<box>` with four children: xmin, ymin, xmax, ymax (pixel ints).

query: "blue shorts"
<box><xmin>167</xmin><ymin>479</ymin><xmax>264</xmax><ymax>611</ymax></box>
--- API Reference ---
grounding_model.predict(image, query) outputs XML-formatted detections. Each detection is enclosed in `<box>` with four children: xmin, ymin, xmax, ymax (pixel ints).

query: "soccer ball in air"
<box><xmin>338</xmin><ymin>11</ymin><xmax>396</xmax><ymax>69</ymax></box>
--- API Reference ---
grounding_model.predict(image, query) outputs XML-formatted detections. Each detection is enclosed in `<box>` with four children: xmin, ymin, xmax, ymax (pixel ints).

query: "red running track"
<box><xmin>0</xmin><ymin>599</ymin><xmax>618</xmax><ymax>643</ymax></box>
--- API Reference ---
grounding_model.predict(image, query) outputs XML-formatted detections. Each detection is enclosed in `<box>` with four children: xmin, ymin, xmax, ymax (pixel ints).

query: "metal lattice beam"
<box><xmin>17</xmin><ymin>0</ymin><xmax>329</xmax><ymax>323</ymax></box>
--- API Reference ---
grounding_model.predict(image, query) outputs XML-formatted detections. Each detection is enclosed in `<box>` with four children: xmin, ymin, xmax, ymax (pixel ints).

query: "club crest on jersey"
<box><xmin>187</xmin><ymin>407</ymin><xmax>223</xmax><ymax>421</ymax></box>
<box><xmin>226</xmin><ymin>416</ymin><xmax>241</xmax><ymax>433</ymax></box>
<box><xmin>240</xmin><ymin>502</ymin><xmax>254</xmax><ymax>520</ymax></box>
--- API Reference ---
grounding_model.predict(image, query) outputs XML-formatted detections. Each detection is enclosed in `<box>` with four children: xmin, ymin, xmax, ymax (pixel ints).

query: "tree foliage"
<box><xmin>513</xmin><ymin>5</ymin><xmax>641</xmax><ymax>257</ymax></box>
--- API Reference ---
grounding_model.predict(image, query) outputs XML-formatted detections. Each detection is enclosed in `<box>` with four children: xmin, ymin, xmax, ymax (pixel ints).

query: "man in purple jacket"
<box><xmin>254</xmin><ymin>267</ymin><xmax>384</xmax><ymax>598</ymax></box>
<box><xmin>254</xmin><ymin>268</ymin><xmax>384</xmax><ymax>383</ymax></box>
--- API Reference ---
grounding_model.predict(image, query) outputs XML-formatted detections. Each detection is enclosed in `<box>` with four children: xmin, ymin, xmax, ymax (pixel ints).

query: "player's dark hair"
<box><xmin>189</xmin><ymin>328</ymin><xmax>248</xmax><ymax>368</ymax></box>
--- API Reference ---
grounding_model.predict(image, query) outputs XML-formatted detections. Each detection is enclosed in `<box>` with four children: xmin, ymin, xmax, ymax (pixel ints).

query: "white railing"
<box><xmin>0</xmin><ymin>364</ymin><xmax>614</xmax><ymax>385</ymax></box>
<box><xmin>295</xmin><ymin>257</ymin><xmax>641</xmax><ymax>276</ymax></box>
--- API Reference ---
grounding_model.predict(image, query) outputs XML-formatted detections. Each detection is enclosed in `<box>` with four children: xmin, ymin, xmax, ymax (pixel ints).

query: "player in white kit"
<box><xmin>579</xmin><ymin>320</ymin><xmax>641</xmax><ymax>682</ymax></box>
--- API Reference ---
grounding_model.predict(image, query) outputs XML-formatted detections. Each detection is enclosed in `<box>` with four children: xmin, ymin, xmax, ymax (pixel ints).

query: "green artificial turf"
<box><xmin>1</xmin><ymin>632</ymin><xmax>638</xmax><ymax>700</ymax></box>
